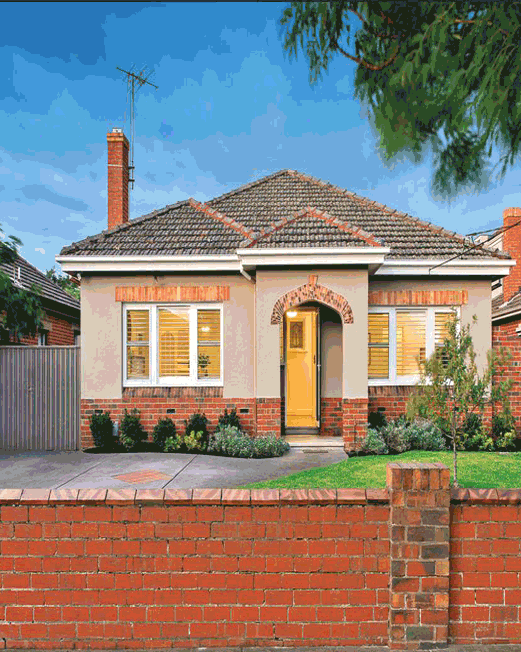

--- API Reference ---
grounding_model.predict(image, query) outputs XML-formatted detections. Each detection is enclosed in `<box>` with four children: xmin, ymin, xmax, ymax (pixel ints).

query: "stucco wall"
<box><xmin>369</xmin><ymin>278</ymin><xmax>492</xmax><ymax>373</ymax></box>
<box><xmin>80</xmin><ymin>274</ymin><xmax>255</xmax><ymax>400</ymax></box>
<box><xmin>321</xmin><ymin>307</ymin><xmax>342</xmax><ymax>398</ymax></box>
<box><xmin>255</xmin><ymin>269</ymin><xmax>369</xmax><ymax>400</ymax></box>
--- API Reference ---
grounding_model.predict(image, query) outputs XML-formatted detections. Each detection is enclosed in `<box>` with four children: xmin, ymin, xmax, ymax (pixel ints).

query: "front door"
<box><xmin>285</xmin><ymin>308</ymin><xmax>318</xmax><ymax>428</ymax></box>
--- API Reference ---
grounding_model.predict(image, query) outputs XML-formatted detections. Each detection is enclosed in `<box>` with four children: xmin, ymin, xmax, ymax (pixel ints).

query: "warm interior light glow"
<box><xmin>201</xmin><ymin>326</ymin><xmax>210</xmax><ymax>332</ymax></box>
<box><xmin>286</xmin><ymin>310</ymin><xmax>298</xmax><ymax>318</ymax></box>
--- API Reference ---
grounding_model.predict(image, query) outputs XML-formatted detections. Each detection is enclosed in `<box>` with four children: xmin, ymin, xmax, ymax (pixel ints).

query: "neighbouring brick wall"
<box><xmin>17</xmin><ymin>310</ymin><xmax>78</xmax><ymax>347</ymax></box>
<box><xmin>493</xmin><ymin>316</ymin><xmax>521</xmax><ymax>434</ymax></box>
<box><xmin>342</xmin><ymin>398</ymin><xmax>368</xmax><ymax>453</ymax></box>
<box><xmin>1</xmin><ymin>464</ymin><xmax>521</xmax><ymax>650</ymax></box>
<box><xmin>81</xmin><ymin>396</ymin><xmax>256</xmax><ymax>450</ymax></box>
<box><xmin>320</xmin><ymin>398</ymin><xmax>343</xmax><ymax>437</ymax></box>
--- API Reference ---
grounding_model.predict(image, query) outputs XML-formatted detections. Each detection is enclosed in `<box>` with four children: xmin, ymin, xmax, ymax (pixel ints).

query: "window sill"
<box><xmin>124</xmin><ymin>380</ymin><xmax>223</xmax><ymax>388</ymax></box>
<box><xmin>368</xmin><ymin>378</ymin><xmax>421</xmax><ymax>387</ymax></box>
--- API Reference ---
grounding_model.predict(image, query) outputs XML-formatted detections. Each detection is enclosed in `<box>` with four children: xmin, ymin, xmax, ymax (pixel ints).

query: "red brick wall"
<box><xmin>320</xmin><ymin>398</ymin><xmax>343</xmax><ymax>437</ymax></box>
<box><xmin>254</xmin><ymin>399</ymin><xmax>281</xmax><ymax>438</ymax></box>
<box><xmin>17</xmin><ymin>310</ymin><xmax>78</xmax><ymax>347</ymax></box>
<box><xmin>107</xmin><ymin>130</ymin><xmax>129</xmax><ymax>230</ymax></box>
<box><xmin>0</xmin><ymin>487</ymin><xmax>390</xmax><ymax>650</ymax></box>
<box><xmin>342</xmin><ymin>398</ymin><xmax>368</xmax><ymax>453</ymax></box>
<box><xmin>81</xmin><ymin>395</ymin><xmax>256</xmax><ymax>449</ymax></box>
<box><xmin>493</xmin><ymin>316</ymin><xmax>521</xmax><ymax>434</ymax></box>
<box><xmin>368</xmin><ymin>386</ymin><xmax>415</xmax><ymax>422</ymax></box>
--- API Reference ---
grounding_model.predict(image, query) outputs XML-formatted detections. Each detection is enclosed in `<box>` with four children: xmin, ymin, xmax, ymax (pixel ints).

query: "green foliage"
<box><xmin>184</xmin><ymin>413</ymin><xmax>209</xmax><ymax>448</ymax></box>
<box><xmin>381</xmin><ymin>417</ymin><xmax>411</xmax><ymax>454</ymax></box>
<box><xmin>119</xmin><ymin>408</ymin><xmax>148</xmax><ymax>451</ymax></box>
<box><xmin>152</xmin><ymin>418</ymin><xmax>176</xmax><ymax>451</ymax></box>
<box><xmin>0</xmin><ymin>224</ymin><xmax>44</xmax><ymax>343</ymax></box>
<box><xmin>163</xmin><ymin>430</ymin><xmax>206</xmax><ymax>453</ymax></box>
<box><xmin>164</xmin><ymin>435</ymin><xmax>183</xmax><ymax>453</ymax></box>
<box><xmin>361</xmin><ymin>427</ymin><xmax>389</xmax><ymax>455</ymax></box>
<box><xmin>217</xmin><ymin>408</ymin><xmax>242</xmax><ymax>431</ymax></box>
<box><xmin>407</xmin><ymin>419</ymin><xmax>447</xmax><ymax>452</ymax></box>
<box><xmin>457</xmin><ymin>413</ymin><xmax>492</xmax><ymax>451</ymax></box>
<box><xmin>45</xmin><ymin>266</ymin><xmax>80</xmax><ymax>300</ymax></box>
<box><xmin>495</xmin><ymin>429</ymin><xmax>517</xmax><ymax>452</ymax></box>
<box><xmin>280</xmin><ymin>2</ymin><xmax>521</xmax><ymax>198</ymax></box>
<box><xmin>184</xmin><ymin>430</ymin><xmax>206</xmax><ymax>452</ymax></box>
<box><xmin>89</xmin><ymin>411</ymin><xmax>114</xmax><ymax>449</ymax></box>
<box><xmin>407</xmin><ymin>312</ymin><xmax>512</xmax><ymax>484</ymax></box>
<box><xmin>208</xmin><ymin>425</ymin><xmax>290</xmax><ymax>458</ymax></box>
<box><xmin>368</xmin><ymin>410</ymin><xmax>388</xmax><ymax>431</ymax></box>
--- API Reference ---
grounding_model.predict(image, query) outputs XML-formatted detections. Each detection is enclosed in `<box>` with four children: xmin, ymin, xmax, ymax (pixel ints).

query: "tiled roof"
<box><xmin>492</xmin><ymin>290</ymin><xmax>521</xmax><ymax>320</ymax></box>
<box><xmin>60</xmin><ymin>169</ymin><xmax>508</xmax><ymax>261</ymax></box>
<box><xmin>0</xmin><ymin>255</ymin><xmax>80</xmax><ymax>313</ymax></box>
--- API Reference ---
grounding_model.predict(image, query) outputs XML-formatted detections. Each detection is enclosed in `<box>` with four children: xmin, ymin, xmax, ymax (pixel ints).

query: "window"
<box><xmin>368</xmin><ymin>307</ymin><xmax>456</xmax><ymax>384</ymax></box>
<box><xmin>124</xmin><ymin>304</ymin><xmax>222</xmax><ymax>386</ymax></box>
<box><xmin>37</xmin><ymin>331</ymin><xmax>48</xmax><ymax>346</ymax></box>
<box><xmin>74</xmin><ymin>331</ymin><xmax>81</xmax><ymax>346</ymax></box>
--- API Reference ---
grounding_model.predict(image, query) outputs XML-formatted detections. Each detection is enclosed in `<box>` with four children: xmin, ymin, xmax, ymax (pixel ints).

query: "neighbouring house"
<box><xmin>487</xmin><ymin>208</ymin><xmax>521</xmax><ymax>432</ymax></box>
<box><xmin>0</xmin><ymin>253</ymin><xmax>80</xmax><ymax>346</ymax></box>
<box><xmin>57</xmin><ymin>129</ymin><xmax>514</xmax><ymax>452</ymax></box>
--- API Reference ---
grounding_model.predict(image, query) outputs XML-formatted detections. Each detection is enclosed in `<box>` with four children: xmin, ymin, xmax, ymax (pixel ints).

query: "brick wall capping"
<box><xmin>77</xmin><ymin>489</ymin><xmax>108</xmax><ymax>503</ymax></box>
<box><xmin>115</xmin><ymin>285</ymin><xmax>230</xmax><ymax>303</ymax></box>
<box><xmin>450</xmin><ymin>487</ymin><xmax>521</xmax><ymax>504</ymax></box>
<box><xmin>192</xmin><ymin>488</ymin><xmax>222</xmax><ymax>504</ymax></box>
<box><xmin>367</xmin><ymin>488</ymin><xmax>389</xmax><ymax>503</ymax></box>
<box><xmin>105</xmin><ymin>488</ymin><xmax>136</xmax><ymax>505</ymax></box>
<box><xmin>221</xmin><ymin>489</ymin><xmax>251</xmax><ymax>505</ymax></box>
<box><xmin>164</xmin><ymin>488</ymin><xmax>193</xmax><ymax>504</ymax></box>
<box><xmin>336</xmin><ymin>488</ymin><xmax>368</xmax><ymax>504</ymax></box>
<box><xmin>250</xmin><ymin>489</ymin><xmax>280</xmax><ymax>504</ymax></box>
<box><xmin>280</xmin><ymin>489</ymin><xmax>312</xmax><ymax>504</ymax></box>
<box><xmin>0</xmin><ymin>488</ymin><xmax>22</xmax><ymax>503</ymax></box>
<box><xmin>49</xmin><ymin>489</ymin><xmax>80</xmax><ymax>503</ymax></box>
<box><xmin>20</xmin><ymin>488</ymin><xmax>50</xmax><ymax>504</ymax></box>
<box><xmin>135</xmin><ymin>489</ymin><xmax>165</xmax><ymax>504</ymax></box>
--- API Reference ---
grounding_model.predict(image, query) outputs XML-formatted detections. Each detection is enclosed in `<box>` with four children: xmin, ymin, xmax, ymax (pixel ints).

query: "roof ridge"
<box><xmin>187</xmin><ymin>198</ymin><xmax>255</xmax><ymax>241</ymax></box>
<box><xmin>242</xmin><ymin>205</ymin><xmax>306</xmax><ymax>248</ymax></box>
<box><xmin>206</xmin><ymin>169</ymin><xmax>291</xmax><ymax>207</ymax></box>
<box><xmin>61</xmin><ymin>199</ymin><xmax>190</xmax><ymax>255</ymax></box>
<box><xmin>287</xmin><ymin>170</ymin><xmax>509</xmax><ymax>260</ymax></box>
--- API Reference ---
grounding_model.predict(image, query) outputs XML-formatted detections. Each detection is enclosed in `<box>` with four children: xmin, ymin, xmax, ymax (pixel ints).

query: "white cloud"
<box><xmin>35</xmin><ymin>247</ymin><xmax>45</xmax><ymax>254</ymax></box>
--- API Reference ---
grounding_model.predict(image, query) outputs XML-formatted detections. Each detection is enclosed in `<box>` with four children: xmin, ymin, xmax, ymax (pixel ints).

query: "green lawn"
<box><xmin>244</xmin><ymin>450</ymin><xmax>521</xmax><ymax>489</ymax></box>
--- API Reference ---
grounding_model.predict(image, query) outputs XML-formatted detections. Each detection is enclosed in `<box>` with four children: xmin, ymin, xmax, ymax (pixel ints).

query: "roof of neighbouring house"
<box><xmin>60</xmin><ymin>169</ymin><xmax>509</xmax><ymax>261</ymax></box>
<box><xmin>492</xmin><ymin>290</ymin><xmax>521</xmax><ymax>321</ymax></box>
<box><xmin>0</xmin><ymin>254</ymin><xmax>80</xmax><ymax>313</ymax></box>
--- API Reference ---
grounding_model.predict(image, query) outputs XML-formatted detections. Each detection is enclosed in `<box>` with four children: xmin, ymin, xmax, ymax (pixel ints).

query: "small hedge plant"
<box><xmin>164</xmin><ymin>430</ymin><xmax>207</xmax><ymax>453</ymax></box>
<box><xmin>152</xmin><ymin>418</ymin><xmax>176</xmax><ymax>451</ymax></box>
<box><xmin>119</xmin><ymin>408</ymin><xmax>148</xmax><ymax>451</ymax></box>
<box><xmin>89</xmin><ymin>411</ymin><xmax>114</xmax><ymax>449</ymax></box>
<box><xmin>184</xmin><ymin>413</ymin><xmax>209</xmax><ymax>449</ymax></box>
<box><xmin>361</xmin><ymin>417</ymin><xmax>447</xmax><ymax>456</ymax></box>
<box><xmin>208</xmin><ymin>425</ymin><xmax>290</xmax><ymax>458</ymax></box>
<box><xmin>217</xmin><ymin>408</ymin><xmax>242</xmax><ymax>431</ymax></box>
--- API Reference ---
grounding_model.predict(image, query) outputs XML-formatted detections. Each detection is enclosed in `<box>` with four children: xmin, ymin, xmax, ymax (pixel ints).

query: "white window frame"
<box><xmin>123</xmin><ymin>303</ymin><xmax>223</xmax><ymax>387</ymax></box>
<box><xmin>368</xmin><ymin>306</ymin><xmax>458</xmax><ymax>386</ymax></box>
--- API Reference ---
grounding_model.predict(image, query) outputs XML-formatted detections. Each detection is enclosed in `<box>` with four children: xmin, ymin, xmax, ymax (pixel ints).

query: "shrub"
<box><xmin>184</xmin><ymin>430</ymin><xmax>206</xmax><ymax>452</ymax></box>
<box><xmin>152</xmin><ymin>418</ymin><xmax>176</xmax><ymax>451</ymax></box>
<box><xmin>217</xmin><ymin>408</ymin><xmax>241</xmax><ymax>431</ymax></box>
<box><xmin>119</xmin><ymin>408</ymin><xmax>148</xmax><ymax>451</ymax></box>
<box><xmin>208</xmin><ymin>425</ymin><xmax>289</xmax><ymax>458</ymax></box>
<box><xmin>368</xmin><ymin>410</ymin><xmax>388</xmax><ymax>432</ymax></box>
<box><xmin>361</xmin><ymin>427</ymin><xmax>389</xmax><ymax>455</ymax></box>
<box><xmin>457</xmin><ymin>413</ymin><xmax>494</xmax><ymax>451</ymax></box>
<box><xmin>185</xmin><ymin>413</ymin><xmax>209</xmax><ymax>448</ymax></box>
<box><xmin>164</xmin><ymin>435</ymin><xmax>183</xmax><ymax>453</ymax></box>
<box><xmin>89</xmin><ymin>411</ymin><xmax>114</xmax><ymax>449</ymax></box>
<box><xmin>407</xmin><ymin>419</ymin><xmax>447</xmax><ymax>451</ymax></box>
<box><xmin>381</xmin><ymin>417</ymin><xmax>412</xmax><ymax>454</ymax></box>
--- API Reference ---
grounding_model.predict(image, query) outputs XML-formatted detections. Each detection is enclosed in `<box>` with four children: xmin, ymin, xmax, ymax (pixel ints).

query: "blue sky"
<box><xmin>2</xmin><ymin>2</ymin><xmax>521</xmax><ymax>274</ymax></box>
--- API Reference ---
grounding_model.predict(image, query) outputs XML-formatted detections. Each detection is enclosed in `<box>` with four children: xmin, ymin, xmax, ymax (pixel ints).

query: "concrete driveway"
<box><xmin>0</xmin><ymin>447</ymin><xmax>347</xmax><ymax>489</ymax></box>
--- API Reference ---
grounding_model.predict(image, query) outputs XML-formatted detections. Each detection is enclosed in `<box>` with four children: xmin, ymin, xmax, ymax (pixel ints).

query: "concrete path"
<box><xmin>0</xmin><ymin>447</ymin><xmax>347</xmax><ymax>489</ymax></box>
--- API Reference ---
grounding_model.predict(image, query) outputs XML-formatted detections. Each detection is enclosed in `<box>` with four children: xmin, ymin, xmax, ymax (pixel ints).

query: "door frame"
<box><xmin>282</xmin><ymin>306</ymin><xmax>321</xmax><ymax>430</ymax></box>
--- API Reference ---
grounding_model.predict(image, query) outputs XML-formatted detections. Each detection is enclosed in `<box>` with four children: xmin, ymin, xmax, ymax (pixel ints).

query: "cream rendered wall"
<box><xmin>81</xmin><ymin>274</ymin><xmax>255</xmax><ymax>399</ymax></box>
<box><xmin>369</xmin><ymin>278</ymin><xmax>492</xmax><ymax>373</ymax></box>
<box><xmin>321</xmin><ymin>311</ymin><xmax>342</xmax><ymax>398</ymax></box>
<box><xmin>255</xmin><ymin>269</ymin><xmax>369</xmax><ymax>400</ymax></box>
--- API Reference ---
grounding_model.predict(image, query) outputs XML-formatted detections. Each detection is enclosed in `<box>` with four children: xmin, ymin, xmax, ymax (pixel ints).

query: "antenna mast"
<box><xmin>116</xmin><ymin>65</ymin><xmax>158</xmax><ymax>189</ymax></box>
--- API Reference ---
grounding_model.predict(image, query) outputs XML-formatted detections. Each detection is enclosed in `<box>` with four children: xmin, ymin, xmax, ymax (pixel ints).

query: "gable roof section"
<box><xmin>60</xmin><ymin>169</ymin><xmax>508</xmax><ymax>261</ymax></box>
<box><xmin>492</xmin><ymin>290</ymin><xmax>521</xmax><ymax>321</ymax></box>
<box><xmin>0</xmin><ymin>254</ymin><xmax>80</xmax><ymax>312</ymax></box>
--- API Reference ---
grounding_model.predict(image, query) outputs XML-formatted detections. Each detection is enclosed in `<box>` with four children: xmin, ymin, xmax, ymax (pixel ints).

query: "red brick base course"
<box><xmin>320</xmin><ymin>397</ymin><xmax>343</xmax><ymax>437</ymax></box>
<box><xmin>342</xmin><ymin>398</ymin><xmax>368</xmax><ymax>453</ymax></box>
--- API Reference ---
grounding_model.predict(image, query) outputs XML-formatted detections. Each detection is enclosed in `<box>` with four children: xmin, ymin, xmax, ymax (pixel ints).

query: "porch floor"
<box><xmin>283</xmin><ymin>434</ymin><xmax>344</xmax><ymax>448</ymax></box>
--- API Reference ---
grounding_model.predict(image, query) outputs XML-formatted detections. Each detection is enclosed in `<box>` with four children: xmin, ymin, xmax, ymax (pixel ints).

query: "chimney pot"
<box><xmin>107</xmin><ymin>129</ymin><xmax>129</xmax><ymax>230</ymax></box>
<box><xmin>502</xmin><ymin>207</ymin><xmax>521</xmax><ymax>303</ymax></box>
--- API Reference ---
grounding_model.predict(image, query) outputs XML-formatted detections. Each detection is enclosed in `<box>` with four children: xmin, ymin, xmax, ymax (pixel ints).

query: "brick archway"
<box><xmin>270</xmin><ymin>276</ymin><xmax>353</xmax><ymax>325</ymax></box>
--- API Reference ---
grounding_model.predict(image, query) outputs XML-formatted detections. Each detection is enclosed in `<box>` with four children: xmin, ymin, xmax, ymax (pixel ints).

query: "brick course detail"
<box><xmin>271</xmin><ymin>282</ymin><xmax>353</xmax><ymax>325</ymax></box>
<box><xmin>115</xmin><ymin>285</ymin><xmax>230</xmax><ymax>303</ymax></box>
<box><xmin>2</xmin><ymin>464</ymin><xmax>521</xmax><ymax>650</ymax></box>
<box><xmin>369</xmin><ymin>290</ymin><xmax>468</xmax><ymax>306</ymax></box>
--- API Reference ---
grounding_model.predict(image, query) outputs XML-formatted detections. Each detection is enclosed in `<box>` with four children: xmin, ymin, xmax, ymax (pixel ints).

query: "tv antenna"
<box><xmin>117</xmin><ymin>65</ymin><xmax>158</xmax><ymax>189</ymax></box>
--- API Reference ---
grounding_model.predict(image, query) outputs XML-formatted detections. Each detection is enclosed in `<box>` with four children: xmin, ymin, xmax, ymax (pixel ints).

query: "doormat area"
<box><xmin>302</xmin><ymin>449</ymin><xmax>329</xmax><ymax>454</ymax></box>
<box><xmin>113</xmin><ymin>470</ymin><xmax>173</xmax><ymax>484</ymax></box>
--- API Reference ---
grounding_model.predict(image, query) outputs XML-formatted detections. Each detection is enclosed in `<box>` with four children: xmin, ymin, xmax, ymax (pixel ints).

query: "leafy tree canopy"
<box><xmin>0</xmin><ymin>225</ymin><xmax>44</xmax><ymax>343</ymax></box>
<box><xmin>46</xmin><ymin>266</ymin><xmax>80</xmax><ymax>301</ymax></box>
<box><xmin>281</xmin><ymin>1</ymin><xmax>521</xmax><ymax>198</ymax></box>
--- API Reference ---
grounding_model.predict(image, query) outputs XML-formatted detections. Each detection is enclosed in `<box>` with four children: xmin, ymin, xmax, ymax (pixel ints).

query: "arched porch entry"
<box><xmin>270</xmin><ymin>276</ymin><xmax>353</xmax><ymax>439</ymax></box>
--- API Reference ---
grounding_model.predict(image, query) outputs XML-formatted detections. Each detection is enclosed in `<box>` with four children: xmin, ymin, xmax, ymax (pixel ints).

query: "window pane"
<box><xmin>397</xmin><ymin>311</ymin><xmax>426</xmax><ymax>376</ymax></box>
<box><xmin>368</xmin><ymin>314</ymin><xmax>389</xmax><ymax>379</ymax></box>
<box><xmin>127</xmin><ymin>310</ymin><xmax>149</xmax><ymax>343</ymax></box>
<box><xmin>435</xmin><ymin>313</ymin><xmax>452</xmax><ymax>347</ymax></box>
<box><xmin>127</xmin><ymin>345</ymin><xmax>149</xmax><ymax>378</ymax></box>
<box><xmin>158</xmin><ymin>309</ymin><xmax>190</xmax><ymax>377</ymax></box>
<box><xmin>198</xmin><ymin>310</ymin><xmax>220</xmax><ymax>379</ymax></box>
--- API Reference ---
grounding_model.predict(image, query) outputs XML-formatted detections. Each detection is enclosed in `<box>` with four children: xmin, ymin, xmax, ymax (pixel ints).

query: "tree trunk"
<box><xmin>452</xmin><ymin>420</ymin><xmax>458</xmax><ymax>487</ymax></box>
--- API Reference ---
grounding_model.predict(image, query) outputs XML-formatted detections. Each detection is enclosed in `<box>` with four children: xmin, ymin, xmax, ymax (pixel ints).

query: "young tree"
<box><xmin>280</xmin><ymin>2</ymin><xmax>521</xmax><ymax>198</ymax></box>
<box><xmin>45</xmin><ymin>266</ymin><xmax>80</xmax><ymax>301</ymax></box>
<box><xmin>407</xmin><ymin>313</ymin><xmax>512</xmax><ymax>486</ymax></box>
<box><xmin>0</xmin><ymin>225</ymin><xmax>44</xmax><ymax>343</ymax></box>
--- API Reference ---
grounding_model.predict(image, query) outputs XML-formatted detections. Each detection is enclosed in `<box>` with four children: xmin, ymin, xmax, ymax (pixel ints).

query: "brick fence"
<box><xmin>0</xmin><ymin>463</ymin><xmax>520</xmax><ymax>649</ymax></box>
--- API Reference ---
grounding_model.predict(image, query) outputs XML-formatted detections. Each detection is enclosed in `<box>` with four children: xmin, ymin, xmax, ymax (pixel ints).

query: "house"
<box><xmin>57</xmin><ymin>129</ymin><xmax>513</xmax><ymax>451</ymax></box>
<box><xmin>0</xmin><ymin>253</ymin><xmax>80</xmax><ymax>346</ymax></box>
<box><xmin>489</xmin><ymin>208</ymin><xmax>521</xmax><ymax>432</ymax></box>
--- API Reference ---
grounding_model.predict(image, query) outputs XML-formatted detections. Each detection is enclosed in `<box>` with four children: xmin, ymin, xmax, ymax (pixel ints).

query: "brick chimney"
<box><xmin>107</xmin><ymin>128</ymin><xmax>129</xmax><ymax>230</ymax></box>
<box><xmin>503</xmin><ymin>207</ymin><xmax>521</xmax><ymax>302</ymax></box>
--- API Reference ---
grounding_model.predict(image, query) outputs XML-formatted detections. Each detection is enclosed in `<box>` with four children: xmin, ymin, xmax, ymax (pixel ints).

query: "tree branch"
<box><xmin>335</xmin><ymin>41</ymin><xmax>400</xmax><ymax>71</ymax></box>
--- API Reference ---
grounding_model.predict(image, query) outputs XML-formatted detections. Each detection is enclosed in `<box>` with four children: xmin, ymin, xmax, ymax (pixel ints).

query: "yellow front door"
<box><xmin>285</xmin><ymin>308</ymin><xmax>317</xmax><ymax>428</ymax></box>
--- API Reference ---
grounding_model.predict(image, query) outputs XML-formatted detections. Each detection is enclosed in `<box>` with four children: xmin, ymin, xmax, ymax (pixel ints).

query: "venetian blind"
<box><xmin>126</xmin><ymin>310</ymin><xmax>150</xmax><ymax>379</ymax></box>
<box><xmin>396</xmin><ymin>311</ymin><xmax>426</xmax><ymax>376</ymax></box>
<box><xmin>197</xmin><ymin>310</ymin><xmax>220</xmax><ymax>379</ymax></box>
<box><xmin>158</xmin><ymin>309</ymin><xmax>190</xmax><ymax>377</ymax></box>
<box><xmin>368</xmin><ymin>313</ymin><xmax>389</xmax><ymax>379</ymax></box>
